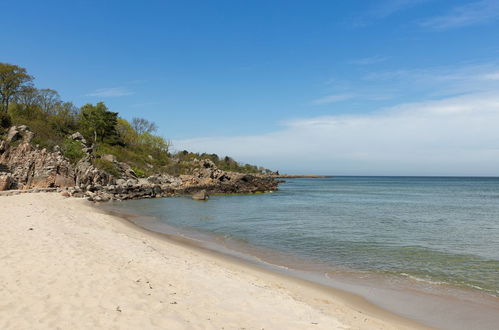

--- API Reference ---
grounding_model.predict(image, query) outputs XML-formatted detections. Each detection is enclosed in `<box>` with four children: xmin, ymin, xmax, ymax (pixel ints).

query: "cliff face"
<box><xmin>0</xmin><ymin>126</ymin><xmax>279</xmax><ymax>199</ymax></box>
<box><xmin>0</xmin><ymin>126</ymin><xmax>76</xmax><ymax>190</ymax></box>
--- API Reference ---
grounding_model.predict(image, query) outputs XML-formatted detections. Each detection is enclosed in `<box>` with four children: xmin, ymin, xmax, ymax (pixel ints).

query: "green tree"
<box><xmin>116</xmin><ymin>118</ymin><xmax>139</xmax><ymax>146</ymax></box>
<box><xmin>78</xmin><ymin>102</ymin><xmax>119</xmax><ymax>143</ymax></box>
<box><xmin>0</xmin><ymin>63</ymin><xmax>33</xmax><ymax>113</ymax></box>
<box><xmin>139</xmin><ymin>132</ymin><xmax>170</xmax><ymax>156</ymax></box>
<box><xmin>49</xmin><ymin>102</ymin><xmax>79</xmax><ymax>135</ymax></box>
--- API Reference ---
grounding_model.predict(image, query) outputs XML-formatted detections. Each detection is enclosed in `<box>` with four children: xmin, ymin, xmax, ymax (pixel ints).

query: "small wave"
<box><xmin>399</xmin><ymin>273</ymin><xmax>447</xmax><ymax>286</ymax></box>
<box><xmin>398</xmin><ymin>273</ymin><xmax>499</xmax><ymax>297</ymax></box>
<box><xmin>251</xmin><ymin>255</ymin><xmax>291</xmax><ymax>270</ymax></box>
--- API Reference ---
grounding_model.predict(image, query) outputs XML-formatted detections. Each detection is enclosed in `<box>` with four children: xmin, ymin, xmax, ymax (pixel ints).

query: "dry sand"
<box><xmin>0</xmin><ymin>193</ymin><xmax>425</xmax><ymax>329</ymax></box>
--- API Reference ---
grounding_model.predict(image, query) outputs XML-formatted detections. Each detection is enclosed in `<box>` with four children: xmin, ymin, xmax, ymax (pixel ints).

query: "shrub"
<box><xmin>61</xmin><ymin>139</ymin><xmax>85</xmax><ymax>164</ymax></box>
<box><xmin>132</xmin><ymin>167</ymin><xmax>147</xmax><ymax>178</ymax></box>
<box><xmin>93</xmin><ymin>158</ymin><xmax>121</xmax><ymax>178</ymax></box>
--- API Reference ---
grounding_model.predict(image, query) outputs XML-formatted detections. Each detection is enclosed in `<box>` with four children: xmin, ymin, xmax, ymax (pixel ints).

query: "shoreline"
<box><xmin>0</xmin><ymin>192</ymin><xmax>423</xmax><ymax>329</ymax></box>
<box><xmin>100</xmin><ymin>196</ymin><xmax>499</xmax><ymax>330</ymax></box>
<box><xmin>97</xmin><ymin>205</ymin><xmax>428</xmax><ymax>329</ymax></box>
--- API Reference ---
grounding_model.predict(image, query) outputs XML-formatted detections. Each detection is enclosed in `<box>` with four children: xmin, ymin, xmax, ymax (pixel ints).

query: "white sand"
<box><xmin>0</xmin><ymin>193</ymin><xmax>422</xmax><ymax>329</ymax></box>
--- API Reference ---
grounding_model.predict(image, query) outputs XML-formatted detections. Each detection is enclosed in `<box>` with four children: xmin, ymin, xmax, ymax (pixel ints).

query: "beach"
<box><xmin>0</xmin><ymin>193</ymin><xmax>421</xmax><ymax>329</ymax></box>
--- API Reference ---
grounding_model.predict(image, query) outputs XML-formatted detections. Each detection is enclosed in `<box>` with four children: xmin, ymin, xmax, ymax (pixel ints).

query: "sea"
<box><xmin>103</xmin><ymin>177</ymin><xmax>499</xmax><ymax>329</ymax></box>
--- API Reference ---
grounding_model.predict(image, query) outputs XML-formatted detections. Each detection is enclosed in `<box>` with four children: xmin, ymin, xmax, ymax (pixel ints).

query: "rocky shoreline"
<box><xmin>0</xmin><ymin>126</ymin><xmax>280</xmax><ymax>201</ymax></box>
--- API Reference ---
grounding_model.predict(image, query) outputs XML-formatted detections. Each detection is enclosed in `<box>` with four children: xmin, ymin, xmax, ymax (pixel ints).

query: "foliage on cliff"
<box><xmin>0</xmin><ymin>62</ymin><xmax>271</xmax><ymax>177</ymax></box>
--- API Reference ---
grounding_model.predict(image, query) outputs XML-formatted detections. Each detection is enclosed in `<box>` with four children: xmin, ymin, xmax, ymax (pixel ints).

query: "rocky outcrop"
<box><xmin>176</xmin><ymin>159</ymin><xmax>279</xmax><ymax>194</ymax></box>
<box><xmin>64</xmin><ymin>160</ymin><xmax>278</xmax><ymax>201</ymax></box>
<box><xmin>0</xmin><ymin>126</ymin><xmax>280</xmax><ymax>201</ymax></box>
<box><xmin>0</xmin><ymin>126</ymin><xmax>76</xmax><ymax>190</ymax></box>
<box><xmin>0</xmin><ymin>126</ymin><xmax>116</xmax><ymax>191</ymax></box>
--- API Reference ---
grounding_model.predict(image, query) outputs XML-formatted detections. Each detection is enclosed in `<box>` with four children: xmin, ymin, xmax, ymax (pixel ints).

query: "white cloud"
<box><xmin>174</xmin><ymin>92</ymin><xmax>499</xmax><ymax>176</ymax></box>
<box><xmin>482</xmin><ymin>72</ymin><xmax>499</xmax><ymax>80</ymax></box>
<box><xmin>360</xmin><ymin>62</ymin><xmax>499</xmax><ymax>97</ymax></box>
<box><xmin>420</xmin><ymin>0</ymin><xmax>499</xmax><ymax>30</ymax></box>
<box><xmin>312</xmin><ymin>93</ymin><xmax>355</xmax><ymax>105</ymax></box>
<box><xmin>86</xmin><ymin>87</ymin><xmax>134</xmax><ymax>97</ymax></box>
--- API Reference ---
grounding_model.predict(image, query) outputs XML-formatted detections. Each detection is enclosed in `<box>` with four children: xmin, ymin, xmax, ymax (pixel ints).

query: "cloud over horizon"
<box><xmin>174</xmin><ymin>92</ymin><xmax>499</xmax><ymax>176</ymax></box>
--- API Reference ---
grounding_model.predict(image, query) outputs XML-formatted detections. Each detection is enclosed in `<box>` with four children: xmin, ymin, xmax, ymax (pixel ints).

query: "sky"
<box><xmin>2</xmin><ymin>0</ymin><xmax>499</xmax><ymax>175</ymax></box>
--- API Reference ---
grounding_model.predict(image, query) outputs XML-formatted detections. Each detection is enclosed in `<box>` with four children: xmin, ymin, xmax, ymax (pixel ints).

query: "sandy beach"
<box><xmin>0</xmin><ymin>193</ymin><xmax>423</xmax><ymax>329</ymax></box>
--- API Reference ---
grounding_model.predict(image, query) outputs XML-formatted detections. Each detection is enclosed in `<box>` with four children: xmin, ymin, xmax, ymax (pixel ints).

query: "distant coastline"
<box><xmin>274</xmin><ymin>174</ymin><xmax>327</xmax><ymax>178</ymax></box>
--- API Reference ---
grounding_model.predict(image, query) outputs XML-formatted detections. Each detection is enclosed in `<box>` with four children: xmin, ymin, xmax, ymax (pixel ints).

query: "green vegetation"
<box><xmin>93</xmin><ymin>158</ymin><xmax>121</xmax><ymax>178</ymax></box>
<box><xmin>61</xmin><ymin>139</ymin><xmax>86</xmax><ymax>164</ymax></box>
<box><xmin>0</xmin><ymin>63</ymin><xmax>33</xmax><ymax>114</ymax></box>
<box><xmin>0</xmin><ymin>62</ymin><xmax>271</xmax><ymax>176</ymax></box>
<box><xmin>79</xmin><ymin>102</ymin><xmax>119</xmax><ymax>143</ymax></box>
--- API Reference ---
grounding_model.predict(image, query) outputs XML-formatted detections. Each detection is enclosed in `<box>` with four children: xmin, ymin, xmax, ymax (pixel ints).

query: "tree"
<box><xmin>116</xmin><ymin>118</ymin><xmax>139</xmax><ymax>146</ymax></box>
<box><xmin>0</xmin><ymin>63</ymin><xmax>33</xmax><ymax>113</ymax></box>
<box><xmin>37</xmin><ymin>88</ymin><xmax>61</xmax><ymax>114</ymax></box>
<box><xmin>78</xmin><ymin>102</ymin><xmax>119</xmax><ymax>143</ymax></box>
<box><xmin>49</xmin><ymin>102</ymin><xmax>79</xmax><ymax>135</ymax></box>
<box><xmin>139</xmin><ymin>132</ymin><xmax>170</xmax><ymax>156</ymax></box>
<box><xmin>11</xmin><ymin>87</ymin><xmax>63</xmax><ymax>121</ymax></box>
<box><xmin>131</xmin><ymin>117</ymin><xmax>157</xmax><ymax>135</ymax></box>
<box><xmin>13</xmin><ymin>86</ymin><xmax>39</xmax><ymax>108</ymax></box>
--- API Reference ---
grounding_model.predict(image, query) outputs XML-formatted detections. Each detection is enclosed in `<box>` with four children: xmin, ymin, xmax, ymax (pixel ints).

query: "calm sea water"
<box><xmin>109</xmin><ymin>177</ymin><xmax>499</xmax><ymax>296</ymax></box>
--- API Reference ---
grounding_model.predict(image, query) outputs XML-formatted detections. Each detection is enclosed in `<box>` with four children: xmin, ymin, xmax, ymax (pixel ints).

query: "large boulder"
<box><xmin>192</xmin><ymin>190</ymin><xmax>209</xmax><ymax>201</ymax></box>
<box><xmin>70</xmin><ymin>132</ymin><xmax>87</xmax><ymax>145</ymax></box>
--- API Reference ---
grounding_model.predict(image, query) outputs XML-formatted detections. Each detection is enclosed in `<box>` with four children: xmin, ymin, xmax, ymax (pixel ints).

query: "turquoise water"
<box><xmin>110</xmin><ymin>177</ymin><xmax>499</xmax><ymax>296</ymax></box>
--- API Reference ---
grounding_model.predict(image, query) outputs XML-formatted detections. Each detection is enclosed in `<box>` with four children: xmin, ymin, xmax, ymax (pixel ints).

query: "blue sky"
<box><xmin>2</xmin><ymin>0</ymin><xmax>499</xmax><ymax>175</ymax></box>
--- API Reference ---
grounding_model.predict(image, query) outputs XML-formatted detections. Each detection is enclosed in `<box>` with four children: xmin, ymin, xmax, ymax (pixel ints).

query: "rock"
<box><xmin>192</xmin><ymin>190</ymin><xmax>209</xmax><ymax>201</ymax></box>
<box><xmin>60</xmin><ymin>191</ymin><xmax>70</xmax><ymax>197</ymax></box>
<box><xmin>101</xmin><ymin>154</ymin><xmax>117</xmax><ymax>162</ymax></box>
<box><xmin>55</xmin><ymin>174</ymin><xmax>76</xmax><ymax>188</ymax></box>
<box><xmin>116</xmin><ymin>179</ymin><xmax>126</xmax><ymax>186</ymax></box>
<box><xmin>6</xmin><ymin>126</ymin><xmax>21</xmax><ymax>143</ymax></box>
<box><xmin>6</xmin><ymin>125</ymin><xmax>33</xmax><ymax>144</ymax></box>
<box><xmin>70</xmin><ymin>132</ymin><xmax>87</xmax><ymax>145</ymax></box>
<box><xmin>0</xmin><ymin>174</ymin><xmax>12</xmax><ymax>191</ymax></box>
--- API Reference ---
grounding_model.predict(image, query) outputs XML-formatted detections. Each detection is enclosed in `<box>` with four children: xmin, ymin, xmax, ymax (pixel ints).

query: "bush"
<box><xmin>61</xmin><ymin>139</ymin><xmax>85</xmax><ymax>164</ymax></box>
<box><xmin>93</xmin><ymin>158</ymin><xmax>121</xmax><ymax>178</ymax></box>
<box><xmin>132</xmin><ymin>167</ymin><xmax>147</xmax><ymax>178</ymax></box>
